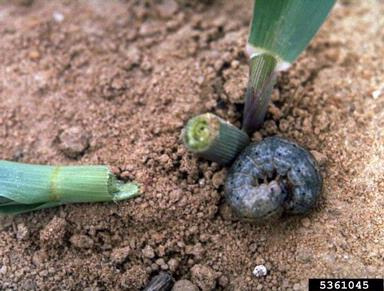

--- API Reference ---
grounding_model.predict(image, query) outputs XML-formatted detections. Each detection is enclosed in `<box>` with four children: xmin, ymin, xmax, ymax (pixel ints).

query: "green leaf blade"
<box><xmin>248</xmin><ymin>0</ymin><xmax>336</xmax><ymax>64</ymax></box>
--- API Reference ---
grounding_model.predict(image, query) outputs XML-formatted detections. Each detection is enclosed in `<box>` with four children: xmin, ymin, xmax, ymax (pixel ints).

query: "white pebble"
<box><xmin>252</xmin><ymin>265</ymin><xmax>267</xmax><ymax>277</ymax></box>
<box><xmin>52</xmin><ymin>11</ymin><xmax>64</xmax><ymax>23</ymax></box>
<box><xmin>372</xmin><ymin>85</ymin><xmax>384</xmax><ymax>99</ymax></box>
<box><xmin>0</xmin><ymin>265</ymin><xmax>7</xmax><ymax>275</ymax></box>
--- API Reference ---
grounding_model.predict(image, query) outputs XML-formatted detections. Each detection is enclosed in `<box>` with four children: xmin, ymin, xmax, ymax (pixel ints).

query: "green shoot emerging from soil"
<box><xmin>243</xmin><ymin>0</ymin><xmax>336</xmax><ymax>134</ymax></box>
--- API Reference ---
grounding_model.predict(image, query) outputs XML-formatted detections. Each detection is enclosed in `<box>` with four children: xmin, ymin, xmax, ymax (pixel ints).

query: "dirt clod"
<box><xmin>157</xmin><ymin>0</ymin><xmax>179</xmax><ymax>19</ymax></box>
<box><xmin>211</xmin><ymin>169</ymin><xmax>227</xmax><ymax>189</ymax></box>
<box><xmin>39</xmin><ymin>216</ymin><xmax>66</xmax><ymax>246</ymax></box>
<box><xmin>110</xmin><ymin>246</ymin><xmax>131</xmax><ymax>264</ymax></box>
<box><xmin>69</xmin><ymin>234</ymin><xmax>94</xmax><ymax>249</ymax></box>
<box><xmin>310</xmin><ymin>150</ymin><xmax>328</xmax><ymax>166</ymax></box>
<box><xmin>190</xmin><ymin>264</ymin><xmax>218</xmax><ymax>291</ymax></box>
<box><xmin>28</xmin><ymin>50</ymin><xmax>40</xmax><ymax>61</ymax></box>
<box><xmin>120</xmin><ymin>265</ymin><xmax>148</xmax><ymax>290</ymax></box>
<box><xmin>32</xmin><ymin>250</ymin><xmax>48</xmax><ymax>267</ymax></box>
<box><xmin>300</xmin><ymin>218</ymin><xmax>311</xmax><ymax>228</ymax></box>
<box><xmin>0</xmin><ymin>265</ymin><xmax>7</xmax><ymax>275</ymax></box>
<box><xmin>16</xmin><ymin>223</ymin><xmax>29</xmax><ymax>241</ymax></box>
<box><xmin>218</xmin><ymin>275</ymin><xmax>229</xmax><ymax>288</ymax></box>
<box><xmin>142</xmin><ymin>245</ymin><xmax>156</xmax><ymax>259</ymax></box>
<box><xmin>172</xmin><ymin>280</ymin><xmax>199</xmax><ymax>291</ymax></box>
<box><xmin>58</xmin><ymin>126</ymin><xmax>90</xmax><ymax>159</ymax></box>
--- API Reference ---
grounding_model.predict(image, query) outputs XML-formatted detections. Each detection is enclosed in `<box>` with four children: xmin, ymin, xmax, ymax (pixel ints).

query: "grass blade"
<box><xmin>247</xmin><ymin>0</ymin><xmax>336</xmax><ymax>66</ymax></box>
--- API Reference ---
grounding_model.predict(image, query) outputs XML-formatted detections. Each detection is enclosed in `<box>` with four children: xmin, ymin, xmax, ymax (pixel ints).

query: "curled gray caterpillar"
<box><xmin>225</xmin><ymin>136</ymin><xmax>322</xmax><ymax>222</ymax></box>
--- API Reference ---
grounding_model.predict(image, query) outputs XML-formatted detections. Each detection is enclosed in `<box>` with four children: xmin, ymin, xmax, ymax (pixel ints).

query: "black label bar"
<box><xmin>308</xmin><ymin>279</ymin><xmax>383</xmax><ymax>291</ymax></box>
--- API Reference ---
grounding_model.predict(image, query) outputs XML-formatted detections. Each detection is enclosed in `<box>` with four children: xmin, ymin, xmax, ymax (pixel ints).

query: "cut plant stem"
<box><xmin>143</xmin><ymin>272</ymin><xmax>174</xmax><ymax>291</ymax></box>
<box><xmin>183</xmin><ymin>113</ymin><xmax>250</xmax><ymax>165</ymax></box>
<box><xmin>242</xmin><ymin>53</ymin><xmax>277</xmax><ymax>135</ymax></box>
<box><xmin>0</xmin><ymin>160</ymin><xmax>140</xmax><ymax>215</ymax></box>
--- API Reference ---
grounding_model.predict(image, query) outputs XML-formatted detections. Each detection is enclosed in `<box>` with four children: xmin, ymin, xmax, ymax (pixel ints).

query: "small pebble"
<box><xmin>151</xmin><ymin>263</ymin><xmax>159</xmax><ymax>271</ymax></box>
<box><xmin>252</xmin><ymin>265</ymin><xmax>267</xmax><ymax>277</ymax></box>
<box><xmin>156</xmin><ymin>0</ymin><xmax>179</xmax><ymax>18</ymax></box>
<box><xmin>212</xmin><ymin>169</ymin><xmax>226</xmax><ymax>189</ymax></box>
<box><xmin>190</xmin><ymin>264</ymin><xmax>217</xmax><ymax>291</ymax></box>
<box><xmin>252</xmin><ymin>131</ymin><xmax>263</xmax><ymax>142</ymax></box>
<box><xmin>219</xmin><ymin>203</ymin><xmax>237</xmax><ymax>221</ymax></box>
<box><xmin>296</xmin><ymin>248</ymin><xmax>313</xmax><ymax>264</ymax></box>
<box><xmin>372</xmin><ymin>86</ymin><xmax>383</xmax><ymax>99</ymax></box>
<box><xmin>16</xmin><ymin>223</ymin><xmax>29</xmax><ymax>241</ymax></box>
<box><xmin>32</xmin><ymin>250</ymin><xmax>48</xmax><ymax>267</ymax></box>
<box><xmin>28</xmin><ymin>50</ymin><xmax>40</xmax><ymax>60</ymax></box>
<box><xmin>231</xmin><ymin>60</ymin><xmax>240</xmax><ymax>68</ymax></box>
<box><xmin>168</xmin><ymin>258</ymin><xmax>179</xmax><ymax>272</ymax></box>
<box><xmin>139</xmin><ymin>22</ymin><xmax>160</xmax><ymax>37</ymax></box>
<box><xmin>159</xmin><ymin>154</ymin><xmax>170</xmax><ymax>164</ymax></box>
<box><xmin>0</xmin><ymin>265</ymin><xmax>7</xmax><ymax>275</ymax></box>
<box><xmin>142</xmin><ymin>245</ymin><xmax>155</xmax><ymax>259</ymax></box>
<box><xmin>310</xmin><ymin>150</ymin><xmax>328</xmax><ymax>166</ymax></box>
<box><xmin>172</xmin><ymin>279</ymin><xmax>199</xmax><ymax>291</ymax></box>
<box><xmin>39</xmin><ymin>216</ymin><xmax>67</xmax><ymax>246</ymax></box>
<box><xmin>293</xmin><ymin>282</ymin><xmax>303</xmax><ymax>290</ymax></box>
<box><xmin>110</xmin><ymin>246</ymin><xmax>131</xmax><ymax>264</ymax></box>
<box><xmin>52</xmin><ymin>11</ymin><xmax>64</xmax><ymax>22</ymax></box>
<box><xmin>155</xmin><ymin>258</ymin><xmax>166</xmax><ymax>267</ymax></box>
<box><xmin>161</xmin><ymin>264</ymin><xmax>169</xmax><ymax>271</ymax></box>
<box><xmin>268</xmin><ymin>104</ymin><xmax>282</xmax><ymax>120</ymax></box>
<box><xmin>0</xmin><ymin>215</ymin><xmax>14</xmax><ymax>231</ymax></box>
<box><xmin>125</xmin><ymin>46</ymin><xmax>142</xmax><ymax>68</ymax></box>
<box><xmin>218</xmin><ymin>275</ymin><xmax>229</xmax><ymax>287</ymax></box>
<box><xmin>301</xmin><ymin>218</ymin><xmax>311</xmax><ymax>228</ymax></box>
<box><xmin>58</xmin><ymin>126</ymin><xmax>90</xmax><ymax>159</ymax></box>
<box><xmin>69</xmin><ymin>234</ymin><xmax>94</xmax><ymax>249</ymax></box>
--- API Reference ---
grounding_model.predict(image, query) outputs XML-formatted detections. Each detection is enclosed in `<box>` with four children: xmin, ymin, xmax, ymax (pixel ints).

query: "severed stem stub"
<box><xmin>225</xmin><ymin>136</ymin><xmax>322</xmax><ymax>223</ymax></box>
<box><xmin>143</xmin><ymin>272</ymin><xmax>174</xmax><ymax>291</ymax></box>
<box><xmin>242</xmin><ymin>53</ymin><xmax>277</xmax><ymax>135</ymax></box>
<box><xmin>182</xmin><ymin>113</ymin><xmax>250</xmax><ymax>165</ymax></box>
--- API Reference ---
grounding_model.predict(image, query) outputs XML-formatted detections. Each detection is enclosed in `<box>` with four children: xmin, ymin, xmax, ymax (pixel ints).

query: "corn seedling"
<box><xmin>0</xmin><ymin>160</ymin><xmax>139</xmax><ymax>215</ymax></box>
<box><xmin>183</xmin><ymin>0</ymin><xmax>335</xmax><ymax>164</ymax></box>
<box><xmin>243</xmin><ymin>0</ymin><xmax>336</xmax><ymax>134</ymax></box>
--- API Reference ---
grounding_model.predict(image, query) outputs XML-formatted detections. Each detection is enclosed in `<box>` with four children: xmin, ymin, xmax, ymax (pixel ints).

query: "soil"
<box><xmin>0</xmin><ymin>0</ymin><xmax>383</xmax><ymax>290</ymax></box>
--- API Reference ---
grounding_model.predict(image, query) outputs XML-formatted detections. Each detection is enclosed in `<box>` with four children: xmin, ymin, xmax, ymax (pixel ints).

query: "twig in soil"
<box><xmin>0</xmin><ymin>160</ymin><xmax>139</xmax><ymax>215</ymax></box>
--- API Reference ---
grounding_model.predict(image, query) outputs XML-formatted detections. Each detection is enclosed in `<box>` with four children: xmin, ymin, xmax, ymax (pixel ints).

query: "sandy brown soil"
<box><xmin>0</xmin><ymin>0</ymin><xmax>383</xmax><ymax>290</ymax></box>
